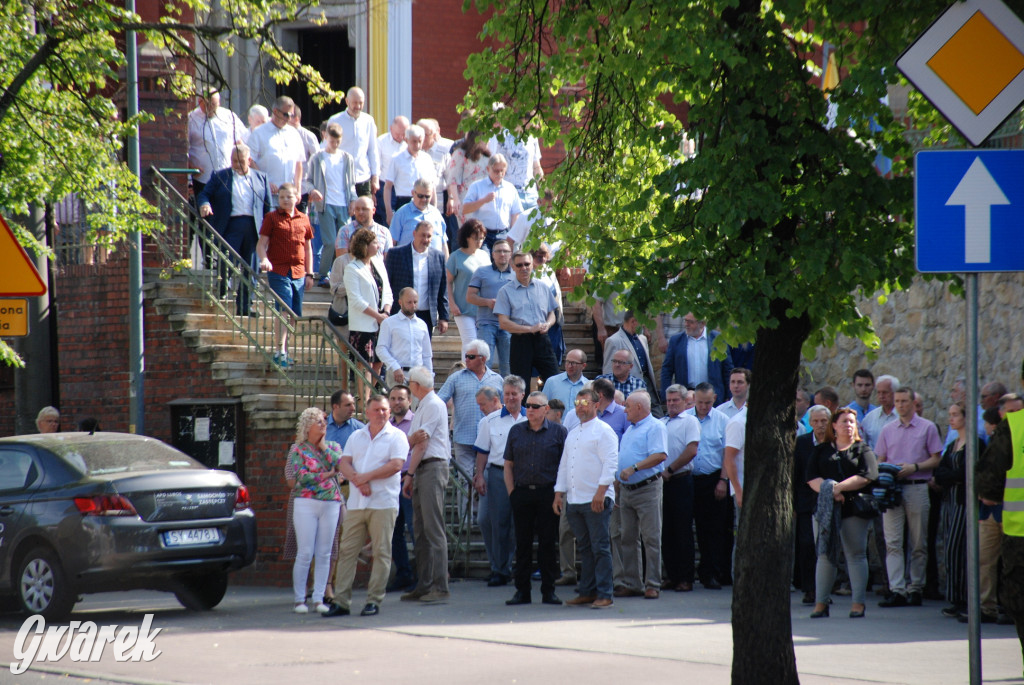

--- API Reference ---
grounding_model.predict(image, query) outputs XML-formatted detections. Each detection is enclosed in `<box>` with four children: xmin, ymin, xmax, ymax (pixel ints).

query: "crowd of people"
<box><xmin>187</xmin><ymin>86</ymin><xmax>1024</xmax><ymax>654</ymax></box>
<box><xmin>187</xmin><ymin>85</ymin><xmax>549</xmax><ymax>372</ymax></box>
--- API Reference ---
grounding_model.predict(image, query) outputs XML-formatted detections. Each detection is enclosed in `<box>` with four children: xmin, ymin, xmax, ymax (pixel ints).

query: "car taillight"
<box><xmin>74</xmin><ymin>495</ymin><xmax>138</xmax><ymax>516</ymax></box>
<box><xmin>234</xmin><ymin>484</ymin><xmax>251</xmax><ymax>511</ymax></box>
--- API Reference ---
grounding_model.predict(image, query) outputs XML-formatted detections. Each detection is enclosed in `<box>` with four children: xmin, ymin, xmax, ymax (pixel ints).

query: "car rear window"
<box><xmin>48</xmin><ymin>438</ymin><xmax>205</xmax><ymax>476</ymax></box>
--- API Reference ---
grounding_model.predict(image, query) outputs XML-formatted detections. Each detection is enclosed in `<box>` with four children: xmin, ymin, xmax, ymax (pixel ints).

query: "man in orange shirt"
<box><xmin>257</xmin><ymin>183</ymin><xmax>314</xmax><ymax>367</ymax></box>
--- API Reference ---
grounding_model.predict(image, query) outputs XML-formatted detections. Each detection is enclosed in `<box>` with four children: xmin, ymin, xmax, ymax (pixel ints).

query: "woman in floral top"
<box><xmin>288</xmin><ymin>407</ymin><xmax>344</xmax><ymax>614</ymax></box>
<box><xmin>446</xmin><ymin>130</ymin><xmax>491</xmax><ymax>223</ymax></box>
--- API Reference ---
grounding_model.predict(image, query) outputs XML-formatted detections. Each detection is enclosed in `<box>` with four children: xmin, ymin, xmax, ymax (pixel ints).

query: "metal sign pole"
<box><xmin>965</xmin><ymin>272</ymin><xmax>981</xmax><ymax>684</ymax></box>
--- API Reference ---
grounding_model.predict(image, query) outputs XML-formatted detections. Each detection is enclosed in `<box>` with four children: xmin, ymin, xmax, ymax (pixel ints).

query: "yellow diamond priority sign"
<box><xmin>898</xmin><ymin>0</ymin><xmax>1024</xmax><ymax>146</ymax></box>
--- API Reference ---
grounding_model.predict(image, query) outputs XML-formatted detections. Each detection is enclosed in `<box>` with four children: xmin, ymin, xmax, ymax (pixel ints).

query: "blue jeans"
<box><xmin>477</xmin><ymin>321</ymin><xmax>510</xmax><ymax>376</ymax></box>
<box><xmin>478</xmin><ymin>464</ymin><xmax>515</xmax><ymax>577</ymax></box>
<box><xmin>316</xmin><ymin>204</ymin><xmax>348</xmax><ymax>280</ymax></box>
<box><xmin>567</xmin><ymin>499</ymin><xmax>614</xmax><ymax>599</ymax></box>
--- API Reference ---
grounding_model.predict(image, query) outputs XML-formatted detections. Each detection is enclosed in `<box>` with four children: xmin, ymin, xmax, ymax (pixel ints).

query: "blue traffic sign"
<box><xmin>915</xmin><ymin>150</ymin><xmax>1024</xmax><ymax>273</ymax></box>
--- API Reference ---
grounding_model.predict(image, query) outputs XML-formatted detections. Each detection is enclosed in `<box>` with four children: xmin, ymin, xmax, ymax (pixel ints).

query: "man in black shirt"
<box><xmin>503</xmin><ymin>391</ymin><xmax>568</xmax><ymax>606</ymax></box>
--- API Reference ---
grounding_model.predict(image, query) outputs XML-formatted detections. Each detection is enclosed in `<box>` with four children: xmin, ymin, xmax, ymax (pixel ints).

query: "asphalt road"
<box><xmin>1</xmin><ymin>580</ymin><xmax>1021</xmax><ymax>685</ymax></box>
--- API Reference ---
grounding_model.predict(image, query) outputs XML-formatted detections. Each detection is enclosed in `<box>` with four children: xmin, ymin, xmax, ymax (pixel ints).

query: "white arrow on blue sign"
<box><xmin>916</xmin><ymin>150</ymin><xmax>1024</xmax><ymax>273</ymax></box>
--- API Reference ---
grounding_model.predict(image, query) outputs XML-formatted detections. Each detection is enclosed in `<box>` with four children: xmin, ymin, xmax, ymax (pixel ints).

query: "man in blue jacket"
<box><xmin>660</xmin><ymin>313</ymin><xmax>733</xmax><ymax>402</ymax></box>
<box><xmin>198</xmin><ymin>143</ymin><xmax>272</xmax><ymax>316</ymax></box>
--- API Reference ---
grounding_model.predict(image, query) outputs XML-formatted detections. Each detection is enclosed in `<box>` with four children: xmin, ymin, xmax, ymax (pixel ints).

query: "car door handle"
<box><xmin>0</xmin><ymin>506</ymin><xmax>14</xmax><ymax>516</ymax></box>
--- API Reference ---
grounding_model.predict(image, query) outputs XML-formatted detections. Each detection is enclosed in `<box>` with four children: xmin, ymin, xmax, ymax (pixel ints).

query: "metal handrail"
<box><xmin>445</xmin><ymin>458</ymin><xmax>477</xmax><ymax>575</ymax></box>
<box><xmin>147</xmin><ymin>167</ymin><xmax>387</xmax><ymax>415</ymax></box>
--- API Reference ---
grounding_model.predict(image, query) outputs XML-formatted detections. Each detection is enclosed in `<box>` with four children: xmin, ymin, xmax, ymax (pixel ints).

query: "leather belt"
<box><xmin>420</xmin><ymin>457</ymin><xmax>445</xmax><ymax>466</ymax></box>
<box><xmin>622</xmin><ymin>474</ymin><xmax>659</xmax><ymax>491</ymax></box>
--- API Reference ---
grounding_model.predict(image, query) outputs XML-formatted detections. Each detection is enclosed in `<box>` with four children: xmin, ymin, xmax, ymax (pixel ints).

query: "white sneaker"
<box><xmin>294</xmin><ymin>603</ymin><xmax>309</xmax><ymax>614</ymax></box>
<box><xmin>315</xmin><ymin>603</ymin><xmax>331</xmax><ymax>614</ymax></box>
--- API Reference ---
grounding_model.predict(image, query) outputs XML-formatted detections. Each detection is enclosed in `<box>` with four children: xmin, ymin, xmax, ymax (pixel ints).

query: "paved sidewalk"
<box><xmin>1</xmin><ymin>580</ymin><xmax>1021</xmax><ymax>684</ymax></box>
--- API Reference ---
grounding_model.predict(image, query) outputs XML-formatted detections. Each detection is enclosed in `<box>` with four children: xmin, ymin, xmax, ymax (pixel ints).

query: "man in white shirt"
<box><xmin>248</xmin><ymin>96</ymin><xmax>305</xmax><ymax>204</ymax></box>
<box><xmin>401</xmin><ymin>366</ymin><xmax>453</xmax><ymax>604</ymax></box>
<box><xmin>383</xmin><ymin>124</ymin><xmax>436</xmax><ymax>224</ymax></box>
<box><xmin>374</xmin><ymin>114</ymin><xmax>409</xmax><ymax>224</ymax></box>
<box><xmin>554</xmin><ymin>387</ymin><xmax>619</xmax><ymax>608</ymax></box>
<box><xmin>325</xmin><ymin>395</ymin><xmax>408</xmax><ymax>618</ymax></box>
<box><xmin>660</xmin><ymin>384</ymin><xmax>702</xmax><ymax>592</ymax></box>
<box><xmin>328</xmin><ymin>87</ymin><xmax>381</xmax><ymax>198</ymax></box>
<box><xmin>377</xmin><ymin>287</ymin><xmax>432</xmax><ymax>387</ymax></box>
<box><xmin>187</xmin><ymin>90</ymin><xmax>247</xmax><ymax>198</ymax></box>
<box><xmin>723</xmin><ymin>405</ymin><xmax>748</xmax><ymax>507</ymax></box>
<box><xmin>474</xmin><ymin>374</ymin><xmax>527</xmax><ymax>586</ymax></box>
<box><xmin>717</xmin><ymin>368</ymin><xmax>750</xmax><ymax>418</ymax></box>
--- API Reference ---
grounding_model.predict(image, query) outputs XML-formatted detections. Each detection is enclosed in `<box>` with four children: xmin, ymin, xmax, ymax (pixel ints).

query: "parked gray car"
<box><xmin>0</xmin><ymin>432</ymin><xmax>256</xmax><ymax>619</ymax></box>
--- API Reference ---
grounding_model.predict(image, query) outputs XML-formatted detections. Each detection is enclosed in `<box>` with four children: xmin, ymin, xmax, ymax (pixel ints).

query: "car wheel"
<box><xmin>173</xmin><ymin>571</ymin><xmax>229</xmax><ymax>611</ymax></box>
<box><xmin>17</xmin><ymin>547</ymin><xmax>76</xmax><ymax>620</ymax></box>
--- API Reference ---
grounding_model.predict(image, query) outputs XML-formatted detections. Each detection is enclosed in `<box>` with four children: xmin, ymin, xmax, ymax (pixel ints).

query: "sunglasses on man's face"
<box><xmin>415</xmin><ymin>193</ymin><xmax>431</xmax><ymax>200</ymax></box>
<box><xmin>465</xmin><ymin>354</ymin><xmax>481</xmax><ymax>360</ymax></box>
<box><xmin>525</xmin><ymin>403</ymin><xmax>547</xmax><ymax>410</ymax></box>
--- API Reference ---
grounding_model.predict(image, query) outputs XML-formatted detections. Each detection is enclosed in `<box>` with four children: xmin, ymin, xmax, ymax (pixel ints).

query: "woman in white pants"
<box><xmin>288</xmin><ymin>407</ymin><xmax>344</xmax><ymax>613</ymax></box>
<box><xmin>446</xmin><ymin>219</ymin><xmax>491</xmax><ymax>354</ymax></box>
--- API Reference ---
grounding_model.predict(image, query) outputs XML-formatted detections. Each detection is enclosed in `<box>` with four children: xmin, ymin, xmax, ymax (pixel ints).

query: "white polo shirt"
<box><xmin>342</xmin><ymin>421</ymin><xmax>408</xmax><ymax>510</ymax></box>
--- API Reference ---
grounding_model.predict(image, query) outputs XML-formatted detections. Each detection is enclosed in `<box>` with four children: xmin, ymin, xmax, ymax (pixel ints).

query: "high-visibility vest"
<box><xmin>1004</xmin><ymin>410</ymin><xmax>1024</xmax><ymax>537</ymax></box>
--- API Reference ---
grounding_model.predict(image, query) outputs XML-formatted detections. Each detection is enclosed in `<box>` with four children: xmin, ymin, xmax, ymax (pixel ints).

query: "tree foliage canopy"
<box><xmin>462</xmin><ymin>0</ymin><xmax>985</xmax><ymax>354</ymax></box>
<box><xmin>0</xmin><ymin>0</ymin><xmax>341</xmax><ymax>251</ymax></box>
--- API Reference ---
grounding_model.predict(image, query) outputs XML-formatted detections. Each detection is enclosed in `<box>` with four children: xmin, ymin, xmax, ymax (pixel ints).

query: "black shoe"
<box><xmin>488</xmin><ymin>574</ymin><xmax>510</xmax><ymax>587</ymax></box>
<box><xmin>542</xmin><ymin>592</ymin><xmax>562</xmax><ymax>605</ymax></box>
<box><xmin>908</xmin><ymin>591</ymin><xmax>923</xmax><ymax>606</ymax></box>
<box><xmin>941</xmin><ymin>605</ymin><xmax>963</xmax><ymax>618</ymax></box>
<box><xmin>997</xmin><ymin>613</ymin><xmax>1016</xmax><ymax>625</ymax></box>
<box><xmin>506</xmin><ymin>591</ymin><xmax>532</xmax><ymax>606</ymax></box>
<box><xmin>360</xmin><ymin>603</ymin><xmax>379</xmax><ymax>616</ymax></box>
<box><xmin>959</xmin><ymin>612</ymin><xmax>999</xmax><ymax>623</ymax></box>
<box><xmin>849</xmin><ymin>607</ymin><xmax>866</xmax><ymax>619</ymax></box>
<box><xmin>810</xmin><ymin>605</ymin><xmax>830</xmax><ymax>618</ymax></box>
<box><xmin>879</xmin><ymin>593</ymin><xmax>908</xmax><ymax>608</ymax></box>
<box><xmin>322</xmin><ymin>603</ymin><xmax>350</xmax><ymax>617</ymax></box>
<box><xmin>703</xmin><ymin>578</ymin><xmax>722</xmax><ymax>590</ymax></box>
<box><xmin>801</xmin><ymin>591</ymin><xmax>815</xmax><ymax>605</ymax></box>
<box><xmin>387</xmin><ymin>576</ymin><xmax>416</xmax><ymax>592</ymax></box>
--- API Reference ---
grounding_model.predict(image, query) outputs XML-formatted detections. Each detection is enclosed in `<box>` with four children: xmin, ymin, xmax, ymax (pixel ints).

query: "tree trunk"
<box><xmin>731</xmin><ymin>299</ymin><xmax>811</xmax><ymax>684</ymax></box>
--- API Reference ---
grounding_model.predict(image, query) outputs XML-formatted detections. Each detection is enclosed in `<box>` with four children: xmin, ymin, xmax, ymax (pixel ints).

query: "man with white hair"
<box><xmin>327</xmin><ymin>87</ymin><xmax>380</xmax><ymax>198</ymax></box>
<box><xmin>793</xmin><ymin>404</ymin><xmax>831</xmax><ymax>604</ymax></box>
<box><xmin>247</xmin><ymin>104</ymin><xmax>269</xmax><ymax>137</ymax></box>
<box><xmin>461</xmin><ymin>154</ymin><xmax>523</xmax><ymax>250</ymax></box>
<box><xmin>614</xmin><ymin>391</ymin><xmax>668</xmax><ymax>599</ymax></box>
<box><xmin>389</xmin><ymin>177</ymin><xmax>448</xmax><ymax>253</ymax></box>
<box><xmin>488</xmin><ymin>129</ymin><xmax>544</xmax><ymax>210</ymax></box>
<box><xmin>438</xmin><ymin>340</ymin><xmax>505</xmax><ymax>480</ymax></box>
<box><xmin>659</xmin><ymin>384</ymin><xmax>702</xmax><ymax>592</ymax></box>
<box><xmin>401</xmin><ymin>366</ymin><xmax>452</xmax><ymax>604</ymax></box>
<box><xmin>862</xmin><ymin>374</ymin><xmax>900</xmax><ymax>450</ymax></box>
<box><xmin>383</xmin><ymin>124</ymin><xmax>436</xmax><ymax>224</ymax></box>
<box><xmin>35</xmin><ymin>406</ymin><xmax>60</xmax><ymax>434</ymax></box>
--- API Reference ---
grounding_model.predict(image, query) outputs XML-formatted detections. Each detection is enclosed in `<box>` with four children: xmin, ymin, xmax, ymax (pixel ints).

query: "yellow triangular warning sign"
<box><xmin>0</xmin><ymin>215</ymin><xmax>47</xmax><ymax>296</ymax></box>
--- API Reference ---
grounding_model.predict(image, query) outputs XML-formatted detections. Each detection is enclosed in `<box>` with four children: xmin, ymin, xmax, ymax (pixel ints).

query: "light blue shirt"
<box><xmin>468</xmin><ymin>263</ymin><xmax>515</xmax><ymax>326</ymax></box>
<box><xmin>390</xmin><ymin>202</ymin><xmax>447</xmax><ymax>252</ymax></box>
<box><xmin>437</xmin><ymin>368</ymin><xmax>505</xmax><ymax>445</ymax></box>
<box><xmin>493</xmin><ymin>279</ymin><xmax>557</xmax><ymax>327</ymax></box>
<box><xmin>326</xmin><ymin>415</ymin><xmax>365</xmax><ymax>453</ymax></box>
<box><xmin>463</xmin><ymin>177</ymin><xmax>523</xmax><ymax>232</ymax></box>
<box><xmin>542</xmin><ymin>372</ymin><xmax>589</xmax><ymax>410</ymax></box>
<box><xmin>617</xmin><ymin>414</ymin><xmax>668</xmax><ymax>484</ymax></box>
<box><xmin>685</xmin><ymin>332</ymin><xmax>709</xmax><ymax>387</ymax></box>
<box><xmin>684</xmin><ymin>406</ymin><xmax>730</xmax><ymax>475</ymax></box>
<box><xmin>846</xmin><ymin>400</ymin><xmax>878</xmax><ymax>423</ymax></box>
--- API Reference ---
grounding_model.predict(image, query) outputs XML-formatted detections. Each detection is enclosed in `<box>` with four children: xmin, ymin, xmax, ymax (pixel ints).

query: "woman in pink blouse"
<box><xmin>446</xmin><ymin>130</ymin><xmax>491</xmax><ymax>223</ymax></box>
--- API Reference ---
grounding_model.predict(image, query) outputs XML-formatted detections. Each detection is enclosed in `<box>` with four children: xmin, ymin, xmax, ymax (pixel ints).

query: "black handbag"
<box><xmin>328</xmin><ymin>304</ymin><xmax>348</xmax><ymax>327</ymax></box>
<box><xmin>850</xmin><ymin>492</ymin><xmax>880</xmax><ymax>519</ymax></box>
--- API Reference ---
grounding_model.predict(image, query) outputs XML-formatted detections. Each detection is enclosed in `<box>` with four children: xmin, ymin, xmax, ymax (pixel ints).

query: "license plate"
<box><xmin>163</xmin><ymin>528</ymin><xmax>220</xmax><ymax>547</ymax></box>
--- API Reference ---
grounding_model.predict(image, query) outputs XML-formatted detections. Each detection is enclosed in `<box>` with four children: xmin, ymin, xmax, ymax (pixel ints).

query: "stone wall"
<box><xmin>802</xmin><ymin>272</ymin><xmax>1024</xmax><ymax>430</ymax></box>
